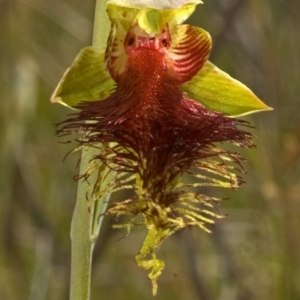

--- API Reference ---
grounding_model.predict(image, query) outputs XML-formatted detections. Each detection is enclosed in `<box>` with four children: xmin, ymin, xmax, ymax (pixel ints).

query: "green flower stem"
<box><xmin>69</xmin><ymin>1</ymin><xmax>110</xmax><ymax>300</ymax></box>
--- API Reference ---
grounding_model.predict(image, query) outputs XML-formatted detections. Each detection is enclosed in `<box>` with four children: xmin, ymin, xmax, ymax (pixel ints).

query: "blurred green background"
<box><xmin>1</xmin><ymin>0</ymin><xmax>299</xmax><ymax>299</ymax></box>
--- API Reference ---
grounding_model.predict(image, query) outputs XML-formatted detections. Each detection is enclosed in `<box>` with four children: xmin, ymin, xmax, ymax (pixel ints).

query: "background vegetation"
<box><xmin>1</xmin><ymin>0</ymin><xmax>299</xmax><ymax>299</ymax></box>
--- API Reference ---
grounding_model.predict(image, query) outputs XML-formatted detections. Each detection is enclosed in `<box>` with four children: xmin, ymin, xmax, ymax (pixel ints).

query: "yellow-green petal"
<box><xmin>107</xmin><ymin>0</ymin><xmax>202</xmax><ymax>10</ymax></box>
<box><xmin>50</xmin><ymin>47</ymin><xmax>115</xmax><ymax>108</ymax></box>
<box><xmin>106</xmin><ymin>2</ymin><xmax>139</xmax><ymax>31</ymax></box>
<box><xmin>183</xmin><ymin>61</ymin><xmax>272</xmax><ymax>116</ymax></box>
<box><xmin>137</xmin><ymin>9</ymin><xmax>162</xmax><ymax>34</ymax></box>
<box><xmin>161</xmin><ymin>3</ymin><xmax>200</xmax><ymax>26</ymax></box>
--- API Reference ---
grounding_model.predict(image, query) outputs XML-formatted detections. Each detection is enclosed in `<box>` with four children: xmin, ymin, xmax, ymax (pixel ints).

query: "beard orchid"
<box><xmin>52</xmin><ymin>0</ymin><xmax>271</xmax><ymax>294</ymax></box>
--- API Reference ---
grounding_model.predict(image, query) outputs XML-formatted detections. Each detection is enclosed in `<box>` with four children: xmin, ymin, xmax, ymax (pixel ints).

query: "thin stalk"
<box><xmin>69</xmin><ymin>1</ymin><xmax>110</xmax><ymax>300</ymax></box>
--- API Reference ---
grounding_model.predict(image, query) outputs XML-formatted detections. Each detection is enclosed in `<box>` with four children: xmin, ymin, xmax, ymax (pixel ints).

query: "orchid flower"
<box><xmin>52</xmin><ymin>0</ymin><xmax>271</xmax><ymax>294</ymax></box>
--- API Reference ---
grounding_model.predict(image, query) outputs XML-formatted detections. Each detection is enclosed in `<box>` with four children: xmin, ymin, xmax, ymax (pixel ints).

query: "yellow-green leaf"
<box><xmin>51</xmin><ymin>47</ymin><xmax>115</xmax><ymax>108</ymax></box>
<box><xmin>183</xmin><ymin>61</ymin><xmax>272</xmax><ymax>116</ymax></box>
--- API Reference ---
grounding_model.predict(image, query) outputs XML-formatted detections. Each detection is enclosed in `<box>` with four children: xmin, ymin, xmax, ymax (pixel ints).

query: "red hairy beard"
<box><xmin>59</xmin><ymin>48</ymin><xmax>253</xmax><ymax>194</ymax></box>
